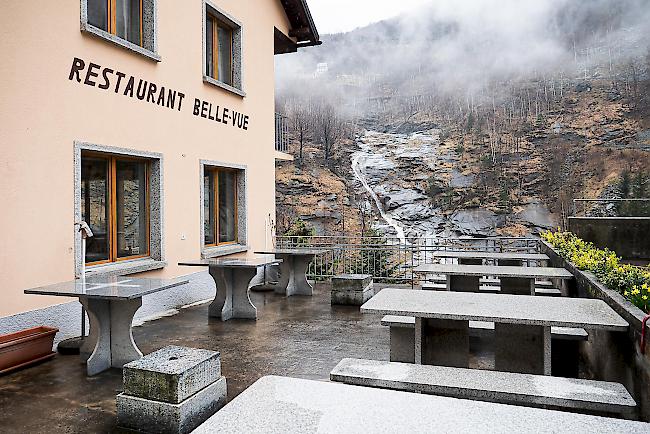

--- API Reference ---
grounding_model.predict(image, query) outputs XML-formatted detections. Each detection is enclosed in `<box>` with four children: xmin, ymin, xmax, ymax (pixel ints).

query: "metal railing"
<box><xmin>275</xmin><ymin>113</ymin><xmax>289</xmax><ymax>153</ymax></box>
<box><xmin>275</xmin><ymin>235</ymin><xmax>540</xmax><ymax>282</ymax></box>
<box><xmin>573</xmin><ymin>198</ymin><xmax>650</xmax><ymax>217</ymax></box>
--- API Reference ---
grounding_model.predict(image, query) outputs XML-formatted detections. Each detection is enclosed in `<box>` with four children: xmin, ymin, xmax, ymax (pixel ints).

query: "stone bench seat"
<box><xmin>381</xmin><ymin>316</ymin><xmax>586</xmax><ymax>339</ymax></box>
<box><xmin>381</xmin><ymin>316</ymin><xmax>588</xmax><ymax>370</ymax></box>
<box><xmin>330</xmin><ymin>358</ymin><xmax>636</xmax><ymax>417</ymax></box>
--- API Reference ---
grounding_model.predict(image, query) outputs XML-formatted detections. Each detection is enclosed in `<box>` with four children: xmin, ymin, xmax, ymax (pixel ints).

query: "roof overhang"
<box><xmin>276</xmin><ymin>0</ymin><xmax>321</xmax><ymax>55</ymax></box>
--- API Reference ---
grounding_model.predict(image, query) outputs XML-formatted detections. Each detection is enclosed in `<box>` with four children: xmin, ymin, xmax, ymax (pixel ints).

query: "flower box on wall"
<box><xmin>0</xmin><ymin>326</ymin><xmax>58</xmax><ymax>374</ymax></box>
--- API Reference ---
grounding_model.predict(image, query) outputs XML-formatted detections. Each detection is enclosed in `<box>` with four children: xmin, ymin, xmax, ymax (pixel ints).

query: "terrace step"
<box><xmin>331</xmin><ymin>358</ymin><xmax>636</xmax><ymax>416</ymax></box>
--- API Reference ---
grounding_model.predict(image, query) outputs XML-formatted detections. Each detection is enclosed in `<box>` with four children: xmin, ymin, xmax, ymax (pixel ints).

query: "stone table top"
<box><xmin>178</xmin><ymin>256</ymin><xmax>282</xmax><ymax>268</ymax></box>
<box><xmin>254</xmin><ymin>249</ymin><xmax>329</xmax><ymax>255</ymax></box>
<box><xmin>413</xmin><ymin>263</ymin><xmax>573</xmax><ymax>279</ymax></box>
<box><xmin>192</xmin><ymin>376</ymin><xmax>649</xmax><ymax>433</ymax></box>
<box><xmin>430</xmin><ymin>251</ymin><xmax>550</xmax><ymax>261</ymax></box>
<box><xmin>361</xmin><ymin>289</ymin><xmax>628</xmax><ymax>331</ymax></box>
<box><xmin>24</xmin><ymin>277</ymin><xmax>188</xmax><ymax>300</ymax></box>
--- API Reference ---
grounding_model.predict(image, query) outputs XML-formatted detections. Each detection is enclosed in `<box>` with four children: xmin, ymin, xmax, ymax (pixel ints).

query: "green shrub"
<box><xmin>283</xmin><ymin>219</ymin><xmax>314</xmax><ymax>246</ymax></box>
<box><xmin>542</xmin><ymin>230</ymin><xmax>650</xmax><ymax>313</ymax></box>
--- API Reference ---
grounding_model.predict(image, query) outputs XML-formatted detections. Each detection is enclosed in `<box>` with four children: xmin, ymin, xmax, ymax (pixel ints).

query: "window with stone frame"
<box><xmin>203</xmin><ymin>2</ymin><xmax>243</xmax><ymax>95</ymax></box>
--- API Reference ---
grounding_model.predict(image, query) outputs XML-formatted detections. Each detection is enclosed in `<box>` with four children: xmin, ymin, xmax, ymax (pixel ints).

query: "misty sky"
<box><xmin>307</xmin><ymin>0</ymin><xmax>433</xmax><ymax>34</ymax></box>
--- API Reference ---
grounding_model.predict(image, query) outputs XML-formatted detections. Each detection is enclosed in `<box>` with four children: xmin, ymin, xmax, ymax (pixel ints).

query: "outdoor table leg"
<box><xmin>79</xmin><ymin>296</ymin><xmax>143</xmax><ymax>376</ymax></box>
<box><xmin>495</xmin><ymin>323</ymin><xmax>551</xmax><ymax>375</ymax></box>
<box><xmin>448</xmin><ymin>275</ymin><xmax>480</xmax><ymax>292</ymax></box>
<box><xmin>500</xmin><ymin>277</ymin><xmax>534</xmax><ymax>295</ymax></box>
<box><xmin>415</xmin><ymin>318</ymin><xmax>470</xmax><ymax>367</ymax></box>
<box><xmin>274</xmin><ymin>254</ymin><xmax>315</xmax><ymax>296</ymax></box>
<box><xmin>208</xmin><ymin>265</ymin><xmax>258</xmax><ymax>320</ymax></box>
<box><xmin>287</xmin><ymin>254</ymin><xmax>315</xmax><ymax>296</ymax></box>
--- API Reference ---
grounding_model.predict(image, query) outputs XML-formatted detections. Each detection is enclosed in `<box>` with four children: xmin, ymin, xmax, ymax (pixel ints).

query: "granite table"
<box><xmin>429</xmin><ymin>251</ymin><xmax>550</xmax><ymax>266</ymax></box>
<box><xmin>178</xmin><ymin>257</ymin><xmax>281</xmax><ymax>321</ymax></box>
<box><xmin>414</xmin><ymin>263</ymin><xmax>573</xmax><ymax>295</ymax></box>
<box><xmin>24</xmin><ymin>277</ymin><xmax>188</xmax><ymax>376</ymax></box>
<box><xmin>361</xmin><ymin>289</ymin><xmax>627</xmax><ymax>375</ymax></box>
<box><xmin>192</xmin><ymin>376</ymin><xmax>650</xmax><ymax>433</ymax></box>
<box><xmin>254</xmin><ymin>249</ymin><xmax>329</xmax><ymax>296</ymax></box>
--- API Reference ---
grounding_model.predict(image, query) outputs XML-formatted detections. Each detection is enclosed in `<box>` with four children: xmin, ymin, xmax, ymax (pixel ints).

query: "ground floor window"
<box><xmin>81</xmin><ymin>152</ymin><xmax>150</xmax><ymax>264</ymax></box>
<box><xmin>204</xmin><ymin>168</ymin><xmax>238</xmax><ymax>246</ymax></box>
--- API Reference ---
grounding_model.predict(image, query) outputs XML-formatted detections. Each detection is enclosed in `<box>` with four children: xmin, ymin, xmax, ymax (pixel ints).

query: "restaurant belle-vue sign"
<box><xmin>68</xmin><ymin>57</ymin><xmax>250</xmax><ymax>131</ymax></box>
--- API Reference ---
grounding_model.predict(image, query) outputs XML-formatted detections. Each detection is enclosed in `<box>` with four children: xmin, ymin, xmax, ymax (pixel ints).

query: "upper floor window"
<box><xmin>206</xmin><ymin>15</ymin><xmax>233</xmax><ymax>86</ymax></box>
<box><xmin>81</xmin><ymin>152</ymin><xmax>150</xmax><ymax>264</ymax></box>
<box><xmin>81</xmin><ymin>0</ymin><xmax>159</xmax><ymax>61</ymax></box>
<box><xmin>203</xmin><ymin>3</ymin><xmax>244</xmax><ymax>96</ymax></box>
<box><xmin>88</xmin><ymin>0</ymin><xmax>143</xmax><ymax>47</ymax></box>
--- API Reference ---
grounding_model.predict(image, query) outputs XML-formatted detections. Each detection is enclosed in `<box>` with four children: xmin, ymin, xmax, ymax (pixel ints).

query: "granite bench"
<box><xmin>331</xmin><ymin>358</ymin><xmax>636</xmax><ymax>417</ymax></box>
<box><xmin>381</xmin><ymin>315</ymin><xmax>588</xmax><ymax>372</ymax></box>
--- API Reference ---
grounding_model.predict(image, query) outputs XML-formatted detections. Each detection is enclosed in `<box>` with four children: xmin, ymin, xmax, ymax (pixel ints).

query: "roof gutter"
<box><xmin>298</xmin><ymin>0</ymin><xmax>320</xmax><ymax>43</ymax></box>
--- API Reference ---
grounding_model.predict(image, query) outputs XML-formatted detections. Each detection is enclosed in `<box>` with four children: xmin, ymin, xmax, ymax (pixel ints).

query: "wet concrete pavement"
<box><xmin>0</xmin><ymin>283</ymin><xmax>393</xmax><ymax>433</ymax></box>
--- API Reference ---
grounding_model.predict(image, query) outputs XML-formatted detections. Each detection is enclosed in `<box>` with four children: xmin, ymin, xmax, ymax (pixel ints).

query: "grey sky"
<box><xmin>307</xmin><ymin>0</ymin><xmax>433</xmax><ymax>34</ymax></box>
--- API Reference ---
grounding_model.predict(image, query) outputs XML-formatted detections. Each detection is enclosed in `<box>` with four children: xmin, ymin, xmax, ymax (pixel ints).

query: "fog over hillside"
<box><xmin>276</xmin><ymin>0</ymin><xmax>650</xmax><ymax>114</ymax></box>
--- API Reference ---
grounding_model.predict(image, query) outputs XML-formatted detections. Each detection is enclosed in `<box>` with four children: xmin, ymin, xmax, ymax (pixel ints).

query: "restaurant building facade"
<box><xmin>0</xmin><ymin>0</ymin><xmax>319</xmax><ymax>340</ymax></box>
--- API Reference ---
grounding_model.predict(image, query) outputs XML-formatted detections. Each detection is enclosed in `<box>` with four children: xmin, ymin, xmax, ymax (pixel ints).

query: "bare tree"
<box><xmin>313</xmin><ymin>103</ymin><xmax>343</xmax><ymax>162</ymax></box>
<box><xmin>290</xmin><ymin>104</ymin><xmax>310</xmax><ymax>165</ymax></box>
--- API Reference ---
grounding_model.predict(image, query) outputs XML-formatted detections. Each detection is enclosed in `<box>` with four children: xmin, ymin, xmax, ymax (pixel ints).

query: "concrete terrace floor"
<box><xmin>0</xmin><ymin>282</ymin><xmax>404</xmax><ymax>433</ymax></box>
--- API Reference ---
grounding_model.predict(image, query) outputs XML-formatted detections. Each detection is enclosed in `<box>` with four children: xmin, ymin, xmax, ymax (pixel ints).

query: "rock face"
<box><xmin>351</xmin><ymin>130</ymin><xmax>557</xmax><ymax>239</ymax></box>
<box><xmin>449</xmin><ymin>209</ymin><xmax>505</xmax><ymax>237</ymax></box>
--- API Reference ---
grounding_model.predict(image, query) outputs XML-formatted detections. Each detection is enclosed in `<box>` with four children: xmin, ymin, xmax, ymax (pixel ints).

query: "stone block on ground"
<box><xmin>117</xmin><ymin>346</ymin><xmax>227</xmax><ymax>434</ymax></box>
<box><xmin>331</xmin><ymin>274</ymin><xmax>373</xmax><ymax>291</ymax></box>
<box><xmin>331</xmin><ymin>274</ymin><xmax>374</xmax><ymax>306</ymax></box>
<box><xmin>117</xmin><ymin>377</ymin><xmax>227</xmax><ymax>434</ymax></box>
<box><xmin>123</xmin><ymin>345</ymin><xmax>221</xmax><ymax>404</ymax></box>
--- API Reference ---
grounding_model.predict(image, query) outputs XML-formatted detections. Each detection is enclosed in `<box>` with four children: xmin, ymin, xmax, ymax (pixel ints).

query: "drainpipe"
<box><xmin>641</xmin><ymin>314</ymin><xmax>650</xmax><ymax>354</ymax></box>
<box><xmin>76</xmin><ymin>222</ymin><xmax>93</xmax><ymax>340</ymax></box>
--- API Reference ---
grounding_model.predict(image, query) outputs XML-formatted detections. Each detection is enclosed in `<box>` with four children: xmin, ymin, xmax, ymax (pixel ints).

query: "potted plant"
<box><xmin>0</xmin><ymin>326</ymin><xmax>58</xmax><ymax>374</ymax></box>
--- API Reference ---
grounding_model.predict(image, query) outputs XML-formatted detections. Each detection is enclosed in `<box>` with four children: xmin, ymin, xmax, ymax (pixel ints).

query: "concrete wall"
<box><xmin>568</xmin><ymin>217</ymin><xmax>650</xmax><ymax>261</ymax></box>
<box><xmin>0</xmin><ymin>0</ymin><xmax>292</xmax><ymax>321</ymax></box>
<box><xmin>541</xmin><ymin>241</ymin><xmax>650</xmax><ymax>422</ymax></box>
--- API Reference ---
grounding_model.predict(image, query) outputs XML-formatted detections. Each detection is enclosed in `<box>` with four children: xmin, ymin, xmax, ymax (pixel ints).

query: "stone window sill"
<box><xmin>203</xmin><ymin>76</ymin><xmax>246</xmax><ymax>97</ymax></box>
<box><xmin>81</xmin><ymin>23</ymin><xmax>161</xmax><ymax>62</ymax></box>
<box><xmin>202</xmin><ymin>244</ymin><xmax>249</xmax><ymax>259</ymax></box>
<box><xmin>84</xmin><ymin>258</ymin><xmax>166</xmax><ymax>278</ymax></box>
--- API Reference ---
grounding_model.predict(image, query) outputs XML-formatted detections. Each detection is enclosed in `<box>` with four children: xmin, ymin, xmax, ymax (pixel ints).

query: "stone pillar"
<box><xmin>458</xmin><ymin>258</ymin><xmax>483</xmax><ymax>265</ymax></box>
<box><xmin>117</xmin><ymin>346</ymin><xmax>227</xmax><ymax>434</ymax></box>
<box><xmin>421</xmin><ymin>319</ymin><xmax>470</xmax><ymax>368</ymax></box>
<box><xmin>495</xmin><ymin>323</ymin><xmax>551</xmax><ymax>375</ymax></box>
<box><xmin>448</xmin><ymin>275</ymin><xmax>480</xmax><ymax>292</ymax></box>
<box><xmin>498</xmin><ymin>259</ymin><xmax>523</xmax><ymax>267</ymax></box>
<box><xmin>390</xmin><ymin>327</ymin><xmax>415</xmax><ymax>363</ymax></box>
<box><xmin>500</xmin><ymin>277</ymin><xmax>534</xmax><ymax>295</ymax></box>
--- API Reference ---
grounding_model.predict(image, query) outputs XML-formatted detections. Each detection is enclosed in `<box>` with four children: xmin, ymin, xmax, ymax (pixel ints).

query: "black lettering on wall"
<box><xmin>124</xmin><ymin>77</ymin><xmax>135</xmax><ymax>97</ymax></box>
<box><xmin>136</xmin><ymin>80</ymin><xmax>148</xmax><ymax>100</ymax></box>
<box><xmin>156</xmin><ymin>87</ymin><xmax>166</xmax><ymax>106</ymax></box>
<box><xmin>177</xmin><ymin>93</ymin><xmax>185</xmax><ymax>111</ymax></box>
<box><xmin>68</xmin><ymin>57</ymin><xmax>85</xmax><ymax>82</ymax></box>
<box><xmin>66</xmin><ymin>57</ymin><xmax>248</xmax><ymax>126</ymax></box>
<box><xmin>114</xmin><ymin>71</ymin><xmax>126</xmax><ymax>93</ymax></box>
<box><xmin>84</xmin><ymin>63</ymin><xmax>100</xmax><ymax>87</ymax></box>
<box><xmin>146</xmin><ymin>82</ymin><xmax>157</xmax><ymax>103</ymax></box>
<box><xmin>99</xmin><ymin>68</ymin><xmax>113</xmax><ymax>90</ymax></box>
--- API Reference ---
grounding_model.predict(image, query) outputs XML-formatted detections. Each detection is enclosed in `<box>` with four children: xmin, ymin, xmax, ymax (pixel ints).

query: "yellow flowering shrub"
<box><xmin>542</xmin><ymin>230</ymin><xmax>650</xmax><ymax>313</ymax></box>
